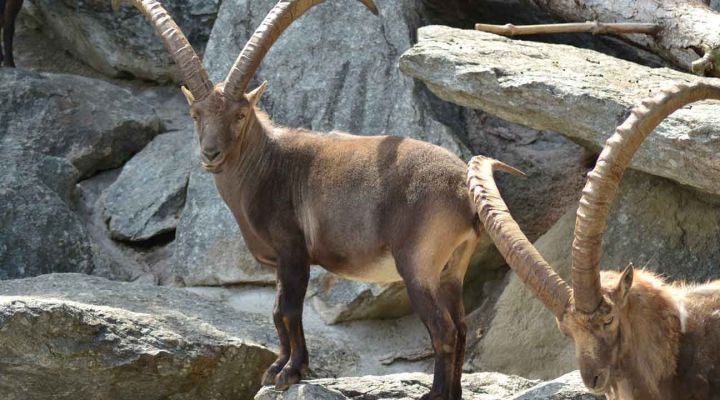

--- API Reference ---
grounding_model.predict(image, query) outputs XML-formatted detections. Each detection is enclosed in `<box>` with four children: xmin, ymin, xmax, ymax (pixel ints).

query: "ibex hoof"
<box><xmin>261</xmin><ymin>361</ymin><xmax>285</xmax><ymax>386</ymax></box>
<box><xmin>274</xmin><ymin>365</ymin><xmax>302</xmax><ymax>391</ymax></box>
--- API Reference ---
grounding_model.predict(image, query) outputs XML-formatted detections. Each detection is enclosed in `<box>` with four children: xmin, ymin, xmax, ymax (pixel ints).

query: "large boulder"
<box><xmin>400</xmin><ymin>25</ymin><xmax>720</xmax><ymax>196</ymax></box>
<box><xmin>103</xmin><ymin>129</ymin><xmax>195</xmax><ymax>242</ymax></box>
<box><xmin>254</xmin><ymin>371</ymin><xmax>599</xmax><ymax>400</ymax></box>
<box><xmin>469</xmin><ymin>169</ymin><xmax>720</xmax><ymax>378</ymax></box>
<box><xmin>0</xmin><ymin>68</ymin><xmax>162</xmax><ymax>178</ymax></box>
<box><xmin>172</xmin><ymin>166</ymin><xmax>276</xmax><ymax>286</ymax></box>
<box><xmin>0</xmin><ymin>273</ymin><xmax>276</xmax><ymax>400</ymax></box>
<box><xmin>0</xmin><ymin>147</ymin><xmax>95</xmax><ymax>279</ymax></box>
<box><xmin>23</xmin><ymin>0</ymin><xmax>219</xmax><ymax>81</ymax></box>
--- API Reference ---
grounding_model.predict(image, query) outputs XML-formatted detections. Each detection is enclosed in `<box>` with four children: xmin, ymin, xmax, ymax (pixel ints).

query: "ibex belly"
<box><xmin>322</xmin><ymin>253</ymin><xmax>402</xmax><ymax>283</ymax></box>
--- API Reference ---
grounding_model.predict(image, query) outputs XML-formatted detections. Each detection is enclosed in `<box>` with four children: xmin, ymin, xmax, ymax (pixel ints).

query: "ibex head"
<box><xmin>468</xmin><ymin>82</ymin><xmax>720</xmax><ymax>395</ymax></box>
<box><xmin>113</xmin><ymin>0</ymin><xmax>378</xmax><ymax>173</ymax></box>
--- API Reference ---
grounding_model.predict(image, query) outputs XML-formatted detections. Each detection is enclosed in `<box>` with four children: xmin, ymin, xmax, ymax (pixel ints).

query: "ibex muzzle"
<box><xmin>117</xmin><ymin>1</ymin><xmax>484</xmax><ymax>399</ymax></box>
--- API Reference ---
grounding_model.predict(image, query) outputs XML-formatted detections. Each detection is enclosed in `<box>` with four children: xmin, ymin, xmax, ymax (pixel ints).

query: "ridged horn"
<box><xmin>113</xmin><ymin>0</ymin><xmax>213</xmax><ymax>100</ymax></box>
<box><xmin>572</xmin><ymin>81</ymin><xmax>720</xmax><ymax>313</ymax></box>
<box><xmin>223</xmin><ymin>0</ymin><xmax>379</xmax><ymax>101</ymax></box>
<box><xmin>468</xmin><ymin>156</ymin><xmax>572</xmax><ymax>318</ymax></box>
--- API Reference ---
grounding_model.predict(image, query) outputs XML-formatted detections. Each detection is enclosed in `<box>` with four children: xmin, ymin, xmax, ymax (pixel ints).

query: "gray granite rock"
<box><xmin>400</xmin><ymin>25</ymin><xmax>720</xmax><ymax>196</ymax></box>
<box><xmin>0</xmin><ymin>273</ymin><xmax>276</xmax><ymax>400</ymax></box>
<box><xmin>23</xmin><ymin>0</ymin><xmax>219</xmax><ymax>81</ymax></box>
<box><xmin>0</xmin><ymin>146</ymin><xmax>94</xmax><ymax>279</ymax></box>
<box><xmin>0</xmin><ymin>68</ymin><xmax>162</xmax><ymax>178</ymax></box>
<box><xmin>255</xmin><ymin>371</ymin><xmax>600</xmax><ymax>399</ymax></box>
<box><xmin>103</xmin><ymin>129</ymin><xmax>195</xmax><ymax>242</ymax></box>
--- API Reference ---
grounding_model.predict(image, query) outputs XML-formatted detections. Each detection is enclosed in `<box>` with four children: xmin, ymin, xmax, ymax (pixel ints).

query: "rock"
<box><xmin>203</xmin><ymin>0</ymin><xmax>470</xmax><ymax>158</ymax></box>
<box><xmin>511</xmin><ymin>371</ymin><xmax>602</xmax><ymax>400</ymax></box>
<box><xmin>103</xmin><ymin>129</ymin><xmax>194</xmax><ymax>242</ymax></box>
<box><xmin>0</xmin><ymin>146</ymin><xmax>95</xmax><ymax>279</ymax></box>
<box><xmin>254</xmin><ymin>371</ymin><xmax>599</xmax><ymax>399</ymax></box>
<box><xmin>23</xmin><ymin>0</ymin><xmax>219</xmax><ymax>82</ymax></box>
<box><xmin>309</xmin><ymin>271</ymin><xmax>412</xmax><ymax>325</ymax></box>
<box><xmin>400</xmin><ymin>25</ymin><xmax>720</xmax><ymax>196</ymax></box>
<box><xmin>470</xmin><ymin>169</ymin><xmax>720</xmax><ymax>379</ymax></box>
<box><xmin>0</xmin><ymin>68</ymin><xmax>162</xmax><ymax>178</ymax></box>
<box><xmin>172</xmin><ymin>166</ymin><xmax>276</xmax><ymax>286</ymax></box>
<box><xmin>0</xmin><ymin>273</ymin><xmax>276</xmax><ymax>400</ymax></box>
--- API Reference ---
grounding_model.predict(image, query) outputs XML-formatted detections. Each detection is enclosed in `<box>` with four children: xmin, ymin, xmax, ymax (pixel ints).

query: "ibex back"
<box><xmin>116</xmin><ymin>1</ymin><xmax>482</xmax><ymax>399</ymax></box>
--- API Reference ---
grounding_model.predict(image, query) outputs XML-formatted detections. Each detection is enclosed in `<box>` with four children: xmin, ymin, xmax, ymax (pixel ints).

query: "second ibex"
<box><xmin>116</xmin><ymin>1</ymin><xmax>485</xmax><ymax>399</ymax></box>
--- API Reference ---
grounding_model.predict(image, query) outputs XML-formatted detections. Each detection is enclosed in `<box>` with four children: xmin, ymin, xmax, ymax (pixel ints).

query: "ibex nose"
<box><xmin>202</xmin><ymin>149</ymin><xmax>221</xmax><ymax>162</ymax></box>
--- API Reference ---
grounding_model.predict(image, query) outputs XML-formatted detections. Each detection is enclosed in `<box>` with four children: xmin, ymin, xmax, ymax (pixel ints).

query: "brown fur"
<box><xmin>0</xmin><ymin>0</ymin><xmax>23</xmax><ymax>67</ymax></box>
<box><xmin>187</xmin><ymin>83</ymin><xmax>480</xmax><ymax>399</ymax></box>
<box><xmin>559</xmin><ymin>266</ymin><xmax>720</xmax><ymax>399</ymax></box>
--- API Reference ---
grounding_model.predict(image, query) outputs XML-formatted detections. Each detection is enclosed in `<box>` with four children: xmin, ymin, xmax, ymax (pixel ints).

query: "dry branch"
<box><xmin>474</xmin><ymin>21</ymin><xmax>660</xmax><ymax>37</ymax></box>
<box><xmin>526</xmin><ymin>0</ymin><xmax>720</xmax><ymax>77</ymax></box>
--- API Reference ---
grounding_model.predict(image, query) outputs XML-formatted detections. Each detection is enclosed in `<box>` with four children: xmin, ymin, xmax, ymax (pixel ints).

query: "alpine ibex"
<box><xmin>0</xmin><ymin>0</ymin><xmax>23</xmax><ymax>67</ymax></box>
<box><xmin>468</xmin><ymin>82</ymin><xmax>720</xmax><ymax>400</ymax></box>
<box><xmin>115</xmin><ymin>0</ymin><xmax>482</xmax><ymax>398</ymax></box>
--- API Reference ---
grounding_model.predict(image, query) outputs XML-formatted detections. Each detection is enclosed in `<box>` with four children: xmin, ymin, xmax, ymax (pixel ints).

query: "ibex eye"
<box><xmin>603</xmin><ymin>316</ymin><xmax>614</xmax><ymax>326</ymax></box>
<box><xmin>237</xmin><ymin>114</ymin><xmax>245</xmax><ymax>121</ymax></box>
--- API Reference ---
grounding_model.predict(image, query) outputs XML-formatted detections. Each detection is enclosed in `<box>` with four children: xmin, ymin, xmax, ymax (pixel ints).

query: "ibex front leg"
<box><xmin>262</xmin><ymin>254</ymin><xmax>310</xmax><ymax>390</ymax></box>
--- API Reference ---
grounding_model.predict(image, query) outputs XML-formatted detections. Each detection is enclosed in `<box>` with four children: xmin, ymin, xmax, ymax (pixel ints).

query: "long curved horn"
<box><xmin>468</xmin><ymin>156</ymin><xmax>572</xmax><ymax>318</ymax></box>
<box><xmin>223</xmin><ymin>0</ymin><xmax>379</xmax><ymax>101</ymax></box>
<box><xmin>572</xmin><ymin>81</ymin><xmax>720</xmax><ymax>313</ymax></box>
<box><xmin>113</xmin><ymin>0</ymin><xmax>213</xmax><ymax>100</ymax></box>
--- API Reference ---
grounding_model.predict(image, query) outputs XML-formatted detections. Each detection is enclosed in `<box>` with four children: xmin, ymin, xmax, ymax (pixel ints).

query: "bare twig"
<box><xmin>475</xmin><ymin>21</ymin><xmax>661</xmax><ymax>37</ymax></box>
<box><xmin>691</xmin><ymin>45</ymin><xmax>717</xmax><ymax>75</ymax></box>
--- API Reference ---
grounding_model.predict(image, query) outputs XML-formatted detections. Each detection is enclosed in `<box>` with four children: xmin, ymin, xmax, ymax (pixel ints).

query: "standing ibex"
<box><xmin>115</xmin><ymin>0</ymin><xmax>482</xmax><ymax>398</ymax></box>
<box><xmin>468</xmin><ymin>82</ymin><xmax>720</xmax><ymax>400</ymax></box>
<box><xmin>0</xmin><ymin>0</ymin><xmax>23</xmax><ymax>67</ymax></box>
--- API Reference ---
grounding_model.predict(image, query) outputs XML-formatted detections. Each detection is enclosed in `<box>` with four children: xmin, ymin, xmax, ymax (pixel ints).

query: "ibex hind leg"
<box><xmin>441</xmin><ymin>239</ymin><xmax>478</xmax><ymax>400</ymax></box>
<box><xmin>395</xmin><ymin>241</ymin><xmax>471</xmax><ymax>400</ymax></box>
<box><xmin>0</xmin><ymin>0</ymin><xmax>5</xmax><ymax>65</ymax></box>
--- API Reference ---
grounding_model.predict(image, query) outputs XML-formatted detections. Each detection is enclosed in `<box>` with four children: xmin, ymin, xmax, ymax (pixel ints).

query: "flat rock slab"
<box><xmin>400</xmin><ymin>26</ymin><xmax>720</xmax><ymax>196</ymax></box>
<box><xmin>255</xmin><ymin>371</ymin><xmax>599</xmax><ymax>400</ymax></box>
<box><xmin>0</xmin><ymin>274</ymin><xmax>276</xmax><ymax>400</ymax></box>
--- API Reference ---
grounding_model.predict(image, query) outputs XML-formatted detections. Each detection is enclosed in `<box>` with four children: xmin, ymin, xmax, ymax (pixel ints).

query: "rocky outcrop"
<box><xmin>172</xmin><ymin>167</ymin><xmax>275</xmax><ymax>286</ymax></box>
<box><xmin>254</xmin><ymin>371</ymin><xmax>599</xmax><ymax>399</ymax></box>
<box><xmin>0</xmin><ymin>273</ymin><xmax>276</xmax><ymax>400</ymax></box>
<box><xmin>0</xmin><ymin>147</ymin><xmax>94</xmax><ymax>279</ymax></box>
<box><xmin>400</xmin><ymin>25</ymin><xmax>720</xmax><ymax>196</ymax></box>
<box><xmin>23</xmin><ymin>0</ymin><xmax>219</xmax><ymax>81</ymax></box>
<box><xmin>0</xmin><ymin>68</ymin><xmax>162</xmax><ymax>178</ymax></box>
<box><xmin>469</xmin><ymin>169</ymin><xmax>720</xmax><ymax>378</ymax></box>
<box><xmin>103</xmin><ymin>129</ymin><xmax>194</xmax><ymax>242</ymax></box>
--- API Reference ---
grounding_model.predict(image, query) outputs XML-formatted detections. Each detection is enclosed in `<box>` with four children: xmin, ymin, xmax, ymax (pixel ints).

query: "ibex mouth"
<box><xmin>201</xmin><ymin>157</ymin><xmax>225</xmax><ymax>174</ymax></box>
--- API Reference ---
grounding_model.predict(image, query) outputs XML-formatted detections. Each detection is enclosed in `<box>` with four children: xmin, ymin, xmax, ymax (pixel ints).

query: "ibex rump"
<box><xmin>117</xmin><ymin>1</ymin><xmax>481</xmax><ymax>399</ymax></box>
<box><xmin>0</xmin><ymin>0</ymin><xmax>23</xmax><ymax>67</ymax></box>
<box><xmin>469</xmin><ymin>82</ymin><xmax>720</xmax><ymax>399</ymax></box>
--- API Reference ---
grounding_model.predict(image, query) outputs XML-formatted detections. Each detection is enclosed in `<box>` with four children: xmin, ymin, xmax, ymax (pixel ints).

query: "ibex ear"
<box><xmin>246</xmin><ymin>81</ymin><xmax>268</xmax><ymax>107</ymax></box>
<box><xmin>181</xmin><ymin>86</ymin><xmax>195</xmax><ymax>105</ymax></box>
<box><xmin>616</xmin><ymin>263</ymin><xmax>634</xmax><ymax>307</ymax></box>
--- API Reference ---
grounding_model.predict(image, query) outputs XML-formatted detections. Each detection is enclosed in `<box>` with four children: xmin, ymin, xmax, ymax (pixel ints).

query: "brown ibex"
<box><xmin>468</xmin><ymin>82</ymin><xmax>720</xmax><ymax>400</ymax></box>
<box><xmin>0</xmin><ymin>0</ymin><xmax>23</xmax><ymax>67</ymax></box>
<box><xmin>115</xmin><ymin>0</ymin><xmax>482</xmax><ymax>398</ymax></box>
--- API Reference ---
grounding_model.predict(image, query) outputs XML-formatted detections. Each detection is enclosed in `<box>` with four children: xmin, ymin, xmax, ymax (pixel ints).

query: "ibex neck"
<box><xmin>224</xmin><ymin>112</ymin><xmax>276</xmax><ymax>188</ymax></box>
